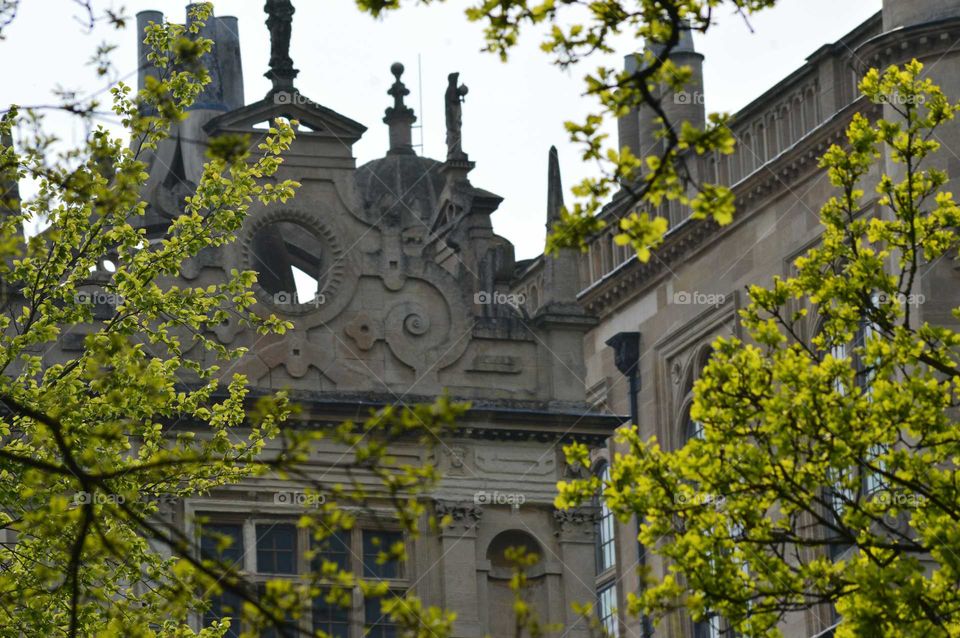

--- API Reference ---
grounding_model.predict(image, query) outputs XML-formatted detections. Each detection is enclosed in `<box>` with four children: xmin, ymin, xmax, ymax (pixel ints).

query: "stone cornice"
<box><xmin>853</xmin><ymin>16</ymin><xmax>960</xmax><ymax>74</ymax></box>
<box><xmin>165</xmin><ymin>388</ymin><xmax>622</xmax><ymax>444</ymax></box>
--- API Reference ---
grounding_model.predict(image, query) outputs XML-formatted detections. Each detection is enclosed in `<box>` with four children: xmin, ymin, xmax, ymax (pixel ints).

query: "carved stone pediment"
<box><xmin>203</xmin><ymin>92</ymin><xmax>367</xmax><ymax>144</ymax></box>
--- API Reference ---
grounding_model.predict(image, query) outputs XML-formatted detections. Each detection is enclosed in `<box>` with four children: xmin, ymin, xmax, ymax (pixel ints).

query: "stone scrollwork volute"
<box><xmin>553</xmin><ymin>506</ymin><xmax>600</xmax><ymax>541</ymax></box>
<box><xmin>435</xmin><ymin>500</ymin><xmax>483</xmax><ymax>533</ymax></box>
<box><xmin>384</xmin><ymin>300</ymin><xmax>445</xmax><ymax>380</ymax></box>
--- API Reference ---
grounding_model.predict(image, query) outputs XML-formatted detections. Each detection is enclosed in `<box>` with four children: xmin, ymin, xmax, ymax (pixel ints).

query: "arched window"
<box><xmin>817</xmin><ymin>315</ymin><xmax>886</xmax><ymax>560</ymax></box>
<box><xmin>766</xmin><ymin>112</ymin><xmax>778</xmax><ymax>159</ymax></box>
<box><xmin>594</xmin><ymin>461</ymin><xmax>618</xmax><ymax>635</ymax></box>
<box><xmin>741</xmin><ymin>132</ymin><xmax>754</xmax><ymax>177</ymax></box>
<box><xmin>793</xmin><ymin>96</ymin><xmax>805</xmax><ymax>140</ymax></box>
<box><xmin>591</xmin><ymin>242</ymin><xmax>602</xmax><ymax>284</ymax></box>
<box><xmin>756</xmin><ymin>122</ymin><xmax>767</xmax><ymax>165</ymax></box>
<box><xmin>596</xmin><ymin>462</ymin><xmax>617</xmax><ymax>573</ymax></box>
<box><xmin>684</xmin><ymin>406</ymin><xmax>705</xmax><ymax>443</ymax></box>
<box><xmin>778</xmin><ymin>105</ymin><xmax>792</xmax><ymax>149</ymax></box>
<box><xmin>805</xmin><ymin>87</ymin><xmax>819</xmax><ymax>130</ymax></box>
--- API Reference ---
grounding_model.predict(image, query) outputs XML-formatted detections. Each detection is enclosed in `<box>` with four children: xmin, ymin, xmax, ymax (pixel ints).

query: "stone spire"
<box><xmin>264</xmin><ymin>0</ymin><xmax>299</xmax><ymax>94</ymax></box>
<box><xmin>546</xmin><ymin>145</ymin><xmax>564</xmax><ymax>233</ymax></box>
<box><xmin>540</xmin><ymin>147</ymin><xmax>580</xmax><ymax>308</ymax></box>
<box><xmin>384</xmin><ymin>62</ymin><xmax>417</xmax><ymax>156</ymax></box>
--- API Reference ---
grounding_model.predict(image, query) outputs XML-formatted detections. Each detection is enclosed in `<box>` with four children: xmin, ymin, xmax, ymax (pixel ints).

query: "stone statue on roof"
<box><xmin>444</xmin><ymin>72</ymin><xmax>469</xmax><ymax>160</ymax></box>
<box><xmin>264</xmin><ymin>0</ymin><xmax>298</xmax><ymax>91</ymax></box>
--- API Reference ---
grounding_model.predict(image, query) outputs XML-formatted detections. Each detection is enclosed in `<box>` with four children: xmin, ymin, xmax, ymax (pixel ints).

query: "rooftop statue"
<box><xmin>264</xmin><ymin>0</ymin><xmax>298</xmax><ymax>91</ymax></box>
<box><xmin>444</xmin><ymin>72</ymin><xmax>469</xmax><ymax>160</ymax></box>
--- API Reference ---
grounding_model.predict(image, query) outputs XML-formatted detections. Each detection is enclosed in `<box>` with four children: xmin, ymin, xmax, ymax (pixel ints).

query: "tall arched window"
<box><xmin>684</xmin><ymin>406</ymin><xmax>704</xmax><ymax>444</ymax></box>
<box><xmin>817</xmin><ymin>315</ymin><xmax>885</xmax><ymax>562</ymax></box>
<box><xmin>681</xmin><ymin>352</ymin><xmax>730</xmax><ymax>638</ymax></box>
<box><xmin>778</xmin><ymin>105</ymin><xmax>792</xmax><ymax>149</ymax></box>
<box><xmin>756</xmin><ymin>122</ymin><xmax>768</xmax><ymax>165</ymax></box>
<box><xmin>741</xmin><ymin>132</ymin><xmax>754</xmax><ymax>177</ymax></box>
<box><xmin>594</xmin><ymin>461</ymin><xmax>618</xmax><ymax>636</ymax></box>
<box><xmin>596</xmin><ymin>463</ymin><xmax>616</xmax><ymax>572</ymax></box>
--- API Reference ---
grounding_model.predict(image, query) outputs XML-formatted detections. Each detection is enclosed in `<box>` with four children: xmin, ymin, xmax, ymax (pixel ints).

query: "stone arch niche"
<box><xmin>484</xmin><ymin>529</ymin><xmax>548</xmax><ymax>637</ymax></box>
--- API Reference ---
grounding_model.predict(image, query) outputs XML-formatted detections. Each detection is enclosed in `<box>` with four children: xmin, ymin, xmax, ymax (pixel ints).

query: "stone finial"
<box><xmin>264</xmin><ymin>0</ymin><xmax>299</xmax><ymax>93</ymax></box>
<box><xmin>384</xmin><ymin>62</ymin><xmax>417</xmax><ymax>156</ymax></box>
<box><xmin>546</xmin><ymin>145</ymin><xmax>564</xmax><ymax>231</ymax></box>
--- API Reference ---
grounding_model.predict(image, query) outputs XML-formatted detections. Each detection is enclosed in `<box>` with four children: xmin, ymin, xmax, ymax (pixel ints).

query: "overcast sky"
<box><xmin>0</xmin><ymin>0</ymin><xmax>881</xmax><ymax>259</ymax></box>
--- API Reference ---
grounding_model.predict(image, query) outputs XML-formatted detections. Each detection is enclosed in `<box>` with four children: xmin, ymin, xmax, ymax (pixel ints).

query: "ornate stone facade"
<box><xmin>50</xmin><ymin>6</ymin><xmax>622</xmax><ymax>638</ymax></box>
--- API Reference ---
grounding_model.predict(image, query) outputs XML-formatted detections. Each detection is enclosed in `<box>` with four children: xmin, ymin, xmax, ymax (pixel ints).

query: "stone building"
<box><xmin>514</xmin><ymin>1</ymin><xmax>960</xmax><ymax>637</ymax></box>
<box><xmin>17</xmin><ymin>0</ymin><xmax>960</xmax><ymax>636</ymax></box>
<box><xmin>115</xmin><ymin>4</ymin><xmax>623</xmax><ymax>638</ymax></box>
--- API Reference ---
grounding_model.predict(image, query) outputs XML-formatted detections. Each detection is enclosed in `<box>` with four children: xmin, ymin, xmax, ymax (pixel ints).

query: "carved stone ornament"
<box><xmin>345</xmin><ymin>312</ymin><xmax>380</xmax><ymax>351</ymax></box>
<box><xmin>435</xmin><ymin>500</ymin><xmax>483</xmax><ymax>532</ymax></box>
<box><xmin>553</xmin><ymin>506</ymin><xmax>600</xmax><ymax>541</ymax></box>
<box><xmin>671</xmin><ymin>361</ymin><xmax>683</xmax><ymax>385</ymax></box>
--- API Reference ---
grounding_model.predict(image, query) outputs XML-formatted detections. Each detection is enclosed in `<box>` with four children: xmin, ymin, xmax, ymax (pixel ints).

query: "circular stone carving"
<box><xmin>240</xmin><ymin>209</ymin><xmax>346</xmax><ymax>316</ymax></box>
<box><xmin>404</xmin><ymin>312</ymin><xmax>430</xmax><ymax>335</ymax></box>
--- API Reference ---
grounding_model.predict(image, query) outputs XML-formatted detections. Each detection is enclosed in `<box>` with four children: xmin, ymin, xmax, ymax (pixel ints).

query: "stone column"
<box><xmin>435</xmin><ymin>500</ymin><xmax>484</xmax><ymax>638</ymax></box>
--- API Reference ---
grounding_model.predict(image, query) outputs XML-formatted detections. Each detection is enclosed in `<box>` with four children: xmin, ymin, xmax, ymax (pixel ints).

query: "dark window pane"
<box><xmin>364</xmin><ymin>595</ymin><xmax>398</xmax><ymax>638</ymax></box>
<box><xmin>204</xmin><ymin>590</ymin><xmax>243</xmax><ymax>638</ymax></box>
<box><xmin>362</xmin><ymin>530</ymin><xmax>403</xmax><ymax>579</ymax></box>
<box><xmin>312</xmin><ymin>530</ymin><xmax>351</xmax><ymax>573</ymax></box>
<box><xmin>200</xmin><ymin>523</ymin><xmax>244</xmax><ymax>569</ymax></box>
<box><xmin>312</xmin><ymin>591</ymin><xmax>350</xmax><ymax>638</ymax></box>
<box><xmin>256</xmin><ymin>523</ymin><xmax>297</xmax><ymax>574</ymax></box>
<box><xmin>258</xmin><ymin>584</ymin><xmax>297</xmax><ymax>638</ymax></box>
<box><xmin>693</xmin><ymin>615</ymin><xmax>722</xmax><ymax>638</ymax></box>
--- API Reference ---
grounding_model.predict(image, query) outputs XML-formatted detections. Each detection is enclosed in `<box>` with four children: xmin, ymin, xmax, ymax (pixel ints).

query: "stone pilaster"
<box><xmin>435</xmin><ymin>500</ymin><xmax>484</xmax><ymax>638</ymax></box>
<box><xmin>553</xmin><ymin>506</ymin><xmax>600</xmax><ymax>638</ymax></box>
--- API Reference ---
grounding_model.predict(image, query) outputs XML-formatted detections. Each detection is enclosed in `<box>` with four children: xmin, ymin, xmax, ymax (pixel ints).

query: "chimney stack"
<box><xmin>136</xmin><ymin>10</ymin><xmax>164</xmax><ymax>95</ymax></box>
<box><xmin>640</xmin><ymin>27</ymin><xmax>705</xmax><ymax>158</ymax></box>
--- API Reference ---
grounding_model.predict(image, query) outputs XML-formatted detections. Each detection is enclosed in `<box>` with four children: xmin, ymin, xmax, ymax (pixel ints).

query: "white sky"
<box><xmin>0</xmin><ymin>0</ymin><xmax>881</xmax><ymax>259</ymax></box>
